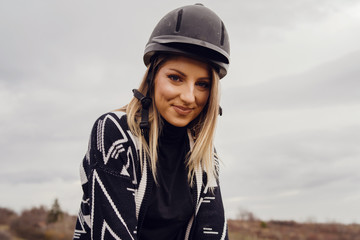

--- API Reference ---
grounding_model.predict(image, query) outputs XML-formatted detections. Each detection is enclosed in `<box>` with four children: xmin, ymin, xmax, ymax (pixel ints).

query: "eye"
<box><xmin>196</xmin><ymin>81</ymin><xmax>210</xmax><ymax>89</ymax></box>
<box><xmin>168</xmin><ymin>74</ymin><xmax>181</xmax><ymax>82</ymax></box>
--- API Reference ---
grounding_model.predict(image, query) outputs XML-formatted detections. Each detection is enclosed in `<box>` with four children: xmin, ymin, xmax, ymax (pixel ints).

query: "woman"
<box><xmin>73</xmin><ymin>4</ymin><xmax>230</xmax><ymax>240</ymax></box>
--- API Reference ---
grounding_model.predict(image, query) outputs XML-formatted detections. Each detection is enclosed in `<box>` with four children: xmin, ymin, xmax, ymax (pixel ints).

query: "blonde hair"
<box><xmin>119</xmin><ymin>56</ymin><xmax>221</xmax><ymax>187</ymax></box>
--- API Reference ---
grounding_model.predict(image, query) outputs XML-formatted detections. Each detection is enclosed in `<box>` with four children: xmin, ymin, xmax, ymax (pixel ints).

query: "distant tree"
<box><xmin>237</xmin><ymin>207</ymin><xmax>257</xmax><ymax>221</ymax></box>
<box><xmin>0</xmin><ymin>207</ymin><xmax>18</xmax><ymax>224</ymax></box>
<box><xmin>47</xmin><ymin>198</ymin><xmax>63</xmax><ymax>223</ymax></box>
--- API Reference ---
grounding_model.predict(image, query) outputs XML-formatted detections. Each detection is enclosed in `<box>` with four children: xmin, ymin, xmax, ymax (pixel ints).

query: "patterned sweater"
<box><xmin>73</xmin><ymin>112</ymin><xmax>228</xmax><ymax>240</ymax></box>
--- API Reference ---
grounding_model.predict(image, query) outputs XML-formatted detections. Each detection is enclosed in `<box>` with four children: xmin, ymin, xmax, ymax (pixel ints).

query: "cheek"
<box><xmin>156</xmin><ymin>84</ymin><xmax>174</xmax><ymax>100</ymax></box>
<box><xmin>197</xmin><ymin>91</ymin><xmax>210</xmax><ymax>108</ymax></box>
<box><xmin>154</xmin><ymin>78</ymin><xmax>176</xmax><ymax>108</ymax></box>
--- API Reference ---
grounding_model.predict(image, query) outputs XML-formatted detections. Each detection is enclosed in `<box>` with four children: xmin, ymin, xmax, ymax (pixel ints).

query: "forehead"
<box><xmin>159</xmin><ymin>55</ymin><xmax>211</xmax><ymax>76</ymax></box>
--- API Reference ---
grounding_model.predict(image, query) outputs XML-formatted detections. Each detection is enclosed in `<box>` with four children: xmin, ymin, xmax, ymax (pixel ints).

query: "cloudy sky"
<box><xmin>1</xmin><ymin>0</ymin><xmax>359</xmax><ymax>224</ymax></box>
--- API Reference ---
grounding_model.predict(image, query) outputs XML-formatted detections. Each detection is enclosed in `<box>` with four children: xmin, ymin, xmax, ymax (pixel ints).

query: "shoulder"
<box><xmin>89</xmin><ymin>111</ymin><xmax>139</xmax><ymax>165</ymax></box>
<box><xmin>93</xmin><ymin>111</ymin><xmax>135</xmax><ymax>146</ymax></box>
<box><xmin>95</xmin><ymin>111</ymin><xmax>128</xmax><ymax>130</ymax></box>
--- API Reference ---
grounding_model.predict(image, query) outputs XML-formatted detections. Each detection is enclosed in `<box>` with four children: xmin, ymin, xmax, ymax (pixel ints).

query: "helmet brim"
<box><xmin>144</xmin><ymin>38</ymin><xmax>229</xmax><ymax>79</ymax></box>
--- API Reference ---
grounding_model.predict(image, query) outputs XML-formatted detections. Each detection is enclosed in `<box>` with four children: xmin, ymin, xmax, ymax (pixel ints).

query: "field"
<box><xmin>1</xmin><ymin>205</ymin><xmax>360</xmax><ymax>240</ymax></box>
<box><xmin>228</xmin><ymin>219</ymin><xmax>360</xmax><ymax>240</ymax></box>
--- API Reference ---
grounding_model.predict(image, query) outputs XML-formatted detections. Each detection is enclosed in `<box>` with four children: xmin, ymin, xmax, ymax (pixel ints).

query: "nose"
<box><xmin>180</xmin><ymin>83</ymin><xmax>195</xmax><ymax>104</ymax></box>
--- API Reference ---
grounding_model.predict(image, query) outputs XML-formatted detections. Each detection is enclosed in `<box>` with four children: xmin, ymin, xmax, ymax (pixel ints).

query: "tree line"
<box><xmin>0</xmin><ymin>199</ymin><xmax>76</xmax><ymax>240</ymax></box>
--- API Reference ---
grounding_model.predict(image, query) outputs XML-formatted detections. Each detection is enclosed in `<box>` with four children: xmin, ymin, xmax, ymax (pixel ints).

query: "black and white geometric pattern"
<box><xmin>73</xmin><ymin>112</ymin><xmax>228</xmax><ymax>240</ymax></box>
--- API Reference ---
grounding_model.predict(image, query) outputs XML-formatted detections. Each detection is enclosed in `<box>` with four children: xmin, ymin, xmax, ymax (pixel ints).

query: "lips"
<box><xmin>173</xmin><ymin>105</ymin><xmax>193</xmax><ymax>115</ymax></box>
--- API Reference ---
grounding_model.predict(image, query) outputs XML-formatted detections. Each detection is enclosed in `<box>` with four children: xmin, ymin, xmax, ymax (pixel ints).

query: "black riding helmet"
<box><xmin>133</xmin><ymin>4</ymin><xmax>230</xmax><ymax>135</ymax></box>
<box><xmin>144</xmin><ymin>3</ymin><xmax>230</xmax><ymax>79</ymax></box>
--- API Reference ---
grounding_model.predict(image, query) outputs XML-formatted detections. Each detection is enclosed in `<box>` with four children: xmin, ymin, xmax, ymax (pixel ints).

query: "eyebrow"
<box><xmin>169</xmin><ymin>68</ymin><xmax>210</xmax><ymax>80</ymax></box>
<box><xmin>169</xmin><ymin>68</ymin><xmax>187</xmax><ymax>77</ymax></box>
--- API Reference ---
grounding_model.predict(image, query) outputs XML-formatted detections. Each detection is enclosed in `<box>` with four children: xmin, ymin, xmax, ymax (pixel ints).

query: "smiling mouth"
<box><xmin>173</xmin><ymin>105</ymin><xmax>193</xmax><ymax>115</ymax></box>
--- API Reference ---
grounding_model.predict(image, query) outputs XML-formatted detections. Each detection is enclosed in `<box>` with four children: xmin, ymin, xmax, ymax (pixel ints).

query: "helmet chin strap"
<box><xmin>132</xmin><ymin>60</ymin><xmax>156</xmax><ymax>137</ymax></box>
<box><xmin>132</xmin><ymin>89</ymin><xmax>152</xmax><ymax>137</ymax></box>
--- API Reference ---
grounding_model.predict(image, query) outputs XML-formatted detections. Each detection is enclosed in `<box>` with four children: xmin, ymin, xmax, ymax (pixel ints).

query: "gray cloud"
<box><xmin>219</xmin><ymin>121</ymin><xmax>360</xmax><ymax>222</ymax></box>
<box><xmin>223</xmin><ymin>50</ymin><xmax>360</xmax><ymax>110</ymax></box>
<box><xmin>0</xmin><ymin>169</ymin><xmax>78</xmax><ymax>184</ymax></box>
<box><xmin>220</xmin><ymin>0</ymin><xmax>360</xmax><ymax>43</ymax></box>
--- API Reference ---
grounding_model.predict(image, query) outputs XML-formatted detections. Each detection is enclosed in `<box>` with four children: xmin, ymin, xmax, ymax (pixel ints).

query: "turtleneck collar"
<box><xmin>159</xmin><ymin>118</ymin><xmax>187</xmax><ymax>143</ymax></box>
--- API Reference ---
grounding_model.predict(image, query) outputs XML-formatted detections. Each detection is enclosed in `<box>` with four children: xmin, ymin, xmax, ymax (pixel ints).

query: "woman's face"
<box><xmin>154</xmin><ymin>56</ymin><xmax>211</xmax><ymax>127</ymax></box>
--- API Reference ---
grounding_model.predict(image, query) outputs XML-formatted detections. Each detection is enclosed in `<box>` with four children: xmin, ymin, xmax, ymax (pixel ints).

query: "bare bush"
<box><xmin>0</xmin><ymin>207</ymin><xmax>17</xmax><ymax>225</ymax></box>
<box><xmin>45</xmin><ymin>213</ymin><xmax>77</xmax><ymax>240</ymax></box>
<box><xmin>0</xmin><ymin>231</ymin><xmax>12</xmax><ymax>240</ymax></box>
<box><xmin>9</xmin><ymin>206</ymin><xmax>48</xmax><ymax>240</ymax></box>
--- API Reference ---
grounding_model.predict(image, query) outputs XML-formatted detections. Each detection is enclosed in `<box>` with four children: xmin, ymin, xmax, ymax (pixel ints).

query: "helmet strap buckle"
<box><xmin>132</xmin><ymin>89</ymin><xmax>152</xmax><ymax>136</ymax></box>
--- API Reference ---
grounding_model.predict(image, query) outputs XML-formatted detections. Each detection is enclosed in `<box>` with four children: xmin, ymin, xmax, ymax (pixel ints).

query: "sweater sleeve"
<box><xmin>73</xmin><ymin>112</ymin><xmax>139</xmax><ymax>240</ymax></box>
